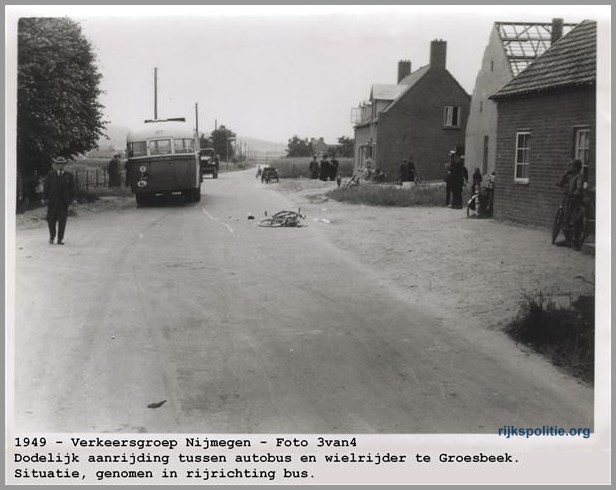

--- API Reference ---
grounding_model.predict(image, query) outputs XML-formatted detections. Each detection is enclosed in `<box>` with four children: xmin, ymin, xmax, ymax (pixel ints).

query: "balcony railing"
<box><xmin>350</xmin><ymin>104</ymin><xmax>373</xmax><ymax>126</ymax></box>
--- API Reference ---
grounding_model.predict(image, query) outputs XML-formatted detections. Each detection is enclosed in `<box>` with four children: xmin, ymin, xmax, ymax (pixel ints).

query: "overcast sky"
<box><xmin>8</xmin><ymin>5</ymin><xmax>610</xmax><ymax>145</ymax></box>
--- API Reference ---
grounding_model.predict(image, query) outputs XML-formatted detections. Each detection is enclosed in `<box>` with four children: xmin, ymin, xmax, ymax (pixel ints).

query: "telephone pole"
<box><xmin>195</xmin><ymin>103</ymin><xmax>199</xmax><ymax>136</ymax></box>
<box><xmin>154</xmin><ymin>67</ymin><xmax>158</xmax><ymax>119</ymax></box>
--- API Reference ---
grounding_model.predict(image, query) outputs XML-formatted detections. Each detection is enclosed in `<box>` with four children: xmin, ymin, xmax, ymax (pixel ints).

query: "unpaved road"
<box><xmin>11</xmin><ymin>169</ymin><xmax>592</xmax><ymax>433</ymax></box>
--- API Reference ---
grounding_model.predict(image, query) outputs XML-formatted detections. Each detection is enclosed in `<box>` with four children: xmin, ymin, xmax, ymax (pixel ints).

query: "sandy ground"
<box><xmin>15</xmin><ymin>180</ymin><xmax>596</xmax><ymax>381</ymax></box>
<box><xmin>276</xmin><ymin>178</ymin><xmax>596</xmax><ymax>347</ymax></box>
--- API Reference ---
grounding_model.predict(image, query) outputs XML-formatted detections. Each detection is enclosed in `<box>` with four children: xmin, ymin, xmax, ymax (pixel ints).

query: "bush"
<box><xmin>268</xmin><ymin>157</ymin><xmax>354</xmax><ymax>179</ymax></box>
<box><xmin>326</xmin><ymin>182</ymin><xmax>470</xmax><ymax>207</ymax></box>
<box><xmin>505</xmin><ymin>293</ymin><xmax>594</xmax><ymax>383</ymax></box>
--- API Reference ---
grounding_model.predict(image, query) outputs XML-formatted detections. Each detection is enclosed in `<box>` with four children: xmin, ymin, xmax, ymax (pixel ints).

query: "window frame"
<box><xmin>174</xmin><ymin>138</ymin><xmax>196</xmax><ymax>154</ymax></box>
<box><xmin>128</xmin><ymin>141</ymin><xmax>147</xmax><ymax>158</ymax></box>
<box><xmin>574</xmin><ymin>127</ymin><xmax>590</xmax><ymax>178</ymax></box>
<box><xmin>514</xmin><ymin>131</ymin><xmax>531</xmax><ymax>184</ymax></box>
<box><xmin>148</xmin><ymin>138</ymin><xmax>172</xmax><ymax>156</ymax></box>
<box><xmin>443</xmin><ymin>106</ymin><xmax>462</xmax><ymax>129</ymax></box>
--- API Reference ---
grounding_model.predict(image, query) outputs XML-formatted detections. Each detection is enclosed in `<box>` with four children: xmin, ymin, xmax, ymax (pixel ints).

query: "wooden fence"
<box><xmin>69</xmin><ymin>167</ymin><xmax>127</xmax><ymax>191</ymax></box>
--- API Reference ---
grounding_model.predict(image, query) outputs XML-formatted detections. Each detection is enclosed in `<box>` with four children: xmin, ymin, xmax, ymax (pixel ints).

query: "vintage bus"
<box><xmin>126</xmin><ymin>118</ymin><xmax>201</xmax><ymax>205</ymax></box>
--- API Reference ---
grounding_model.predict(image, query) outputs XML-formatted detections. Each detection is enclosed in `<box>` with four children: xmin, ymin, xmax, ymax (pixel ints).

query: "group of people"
<box><xmin>309</xmin><ymin>154</ymin><xmax>339</xmax><ymax>182</ymax></box>
<box><xmin>37</xmin><ymin>149</ymin><xmax>587</xmax><ymax>248</ymax></box>
<box><xmin>358</xmin><ymin>157</ymin><xmax>386</xmax><ymax>182</ymax></box>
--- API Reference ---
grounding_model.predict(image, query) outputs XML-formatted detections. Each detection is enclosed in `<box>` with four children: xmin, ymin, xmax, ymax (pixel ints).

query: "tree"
<box><xmin>17</xmin><ymin>17</ymin><xmax>107</xmax><ymax>204</ymax></box>
<box><xmin>199</xmin><ymin>133</ymin><xmax>212</xmax><ymax>149</ymax></box>
<box><xmin>335</xmin><ymin>136</ymin><xmax>355</xmax><ymax>158</ymax></box>
<box><xmin>286</xmin><ymin>135</ymin><xmax>313</xmax><ymax>157</ymax></box>
<box><xmin>210</xmin><ymin>125</ymin><xmax>236</xmax><ymax>161</ymax></box>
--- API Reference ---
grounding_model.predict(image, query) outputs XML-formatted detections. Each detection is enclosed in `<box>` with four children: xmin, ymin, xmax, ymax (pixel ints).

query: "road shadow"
<box><xmin>136</xmin><ymin>194</ymin><xmax>198</xmax><ymax>208</ymax></box>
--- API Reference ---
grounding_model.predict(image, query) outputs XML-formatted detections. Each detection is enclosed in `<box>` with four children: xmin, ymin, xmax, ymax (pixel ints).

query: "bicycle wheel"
<box><xmin>466</xmin><ymin>195</ymin><xmax>478</xmax><ymax>217</ymax></box>
<box><xmin>572</xmin><ymin>212</ymin><xmax>587</xmax><ymax>249</ymax></box>
<box><xmin>551</xmin><ymin>208</ymin><xmax>563</xmax><ymax>244</ymax></box>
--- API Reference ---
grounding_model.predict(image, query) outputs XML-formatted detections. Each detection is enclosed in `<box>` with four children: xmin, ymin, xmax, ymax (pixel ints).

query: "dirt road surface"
<box><xmin>12</xmin><ymin>169</ymin><xmax>593</xmax><ymax>433</ymax></box>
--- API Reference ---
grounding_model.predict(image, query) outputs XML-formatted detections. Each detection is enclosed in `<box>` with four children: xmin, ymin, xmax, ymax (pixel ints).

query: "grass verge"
<box><xmin>326</xmin><ymin>182</ymin><xmax>470</xmax><ymax>207</ymax></box>
<box><xmin>505</xmin><ymin>292</ymin><xmax>594</xmax><ymax>384</ymax></box>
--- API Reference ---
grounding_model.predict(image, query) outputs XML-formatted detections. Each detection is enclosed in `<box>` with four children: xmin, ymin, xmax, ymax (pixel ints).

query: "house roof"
<box><xmin>370</xmin><ymin>84</ymin><xmax>407</xmax><ymax>101</ymax></box>
<box><xmin>495</xmin><ymin>21</ymin><xmax>576</xmax><ymax>76</ymax></box>
<box><xmin>380</xmin><ymin>65</ymin><xmax>431</xmax><ymax>114</ymax></box>
<box><xmin>492</xmin><ymin>19</ymin><xmax>596</xmax><ymax>99</ymax></box>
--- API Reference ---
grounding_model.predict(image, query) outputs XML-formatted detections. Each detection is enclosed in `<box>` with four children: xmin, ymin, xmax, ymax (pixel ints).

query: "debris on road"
<box><xmin>147</xmin><ymin>400</ymin><xmax>167</xmax><ymax>409</ymax></box>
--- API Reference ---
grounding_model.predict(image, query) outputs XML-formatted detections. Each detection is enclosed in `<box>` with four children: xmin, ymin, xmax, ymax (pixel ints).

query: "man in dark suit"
<box><xmin>44</xmin><ymin>156</ymin><xmax>75</xmax><ymax>245</ymax></box>
<box><xmin>329</xmin><ymin>154</ymin><xmax>339</xmax><ymax>182</ymax></box>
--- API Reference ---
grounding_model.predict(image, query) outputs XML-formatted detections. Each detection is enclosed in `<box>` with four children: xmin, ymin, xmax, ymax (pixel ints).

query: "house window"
<box><xmin>574</xmin><ymin>128</ymin><xmax>590</xmax><ymax>178</ymax></box>
<box><xmin>443</xmin><ymin>106</ymin><xmax>462</xmax><ymax>128</ymax></box>
<box><xmin>514</xmin><ymin>131</ymin><xmax>531</xmax><ymax>183</ymax></box>
<box><xmin>479</xmin><ymin>100</ymin><xmax>483</xmax><ymax>113</ymax></box>
<box><xmin>490</xmin><ymin>60</ymin><xmax>494</xmax><ymax>72</ymax></box>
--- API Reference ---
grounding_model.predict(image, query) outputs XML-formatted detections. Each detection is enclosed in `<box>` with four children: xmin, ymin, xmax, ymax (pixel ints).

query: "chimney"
<box><xmin>397</xmin><ymin>60</ymin><xmax>411</xmax><ymax>83</ymax></box>
<box><xmin>430</xmin><ymin>39</ymin><xmax>447</xmax><ymax>70</ymax></box>
<box><xmin>551</xmin><ymin>18</ymin><xmax>564</xmax><ymax>44</ymax></box>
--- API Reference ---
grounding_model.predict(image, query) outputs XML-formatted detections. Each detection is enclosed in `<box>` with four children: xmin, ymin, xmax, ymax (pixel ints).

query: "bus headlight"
<box><xmin>137</xmin><ymin>180</ymin><xmax>148</xmax><ymax>188</ymax></box>
<box><xmin>139</xmin><ymin>165</ymin><xmax>147</xmax><ymax>173</ymax></box>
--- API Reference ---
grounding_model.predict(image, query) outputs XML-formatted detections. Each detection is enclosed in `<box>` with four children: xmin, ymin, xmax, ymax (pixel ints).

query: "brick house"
<box><xmin>351</xmin><ymin>40</ymin><xmax>470</xmax><ymax>181</ymax></box>
<box><xmin>490</xmin><ymin>20</ymin><xmax>596</xmax><ymax>228</ymax></box>
<box><xmin>465</xmin><ymin>19</ymin><xmax>576</xmax><ymax>176</ymax></box>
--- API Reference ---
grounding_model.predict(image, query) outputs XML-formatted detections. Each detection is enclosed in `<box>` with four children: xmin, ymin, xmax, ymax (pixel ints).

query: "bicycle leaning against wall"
<box><xmin>551</xmin><ymin>161</ymin><xmax>593</xmax><ymax>250</ymax></box>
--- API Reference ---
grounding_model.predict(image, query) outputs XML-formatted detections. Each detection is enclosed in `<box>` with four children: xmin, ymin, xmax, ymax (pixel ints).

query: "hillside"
<box><xmin>90</xmin><ymin>125</ymin><xmax>288</xmax><ymax>158</ymax></box>
<box><xmin>239</xmin><ymin>136</ymin><xmax>287</xmax><ymax>158</ymax></box>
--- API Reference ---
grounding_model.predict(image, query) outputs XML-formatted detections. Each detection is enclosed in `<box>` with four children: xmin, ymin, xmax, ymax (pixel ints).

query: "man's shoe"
<box><xmin>48</xmin><ymin>238</ymin><xmax>54</xmax><ymax>244</ymax></box>
<box><xmin>57</xmin><ymin>240</ymin><xmax>64</xmax><ymax>245</ymax></box>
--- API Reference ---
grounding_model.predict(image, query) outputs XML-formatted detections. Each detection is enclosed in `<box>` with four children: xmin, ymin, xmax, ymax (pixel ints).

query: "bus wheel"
<box><xmin>193</xmin><ymin>189</ymin><xmax>201</xmax><ymax>203</ymax></box>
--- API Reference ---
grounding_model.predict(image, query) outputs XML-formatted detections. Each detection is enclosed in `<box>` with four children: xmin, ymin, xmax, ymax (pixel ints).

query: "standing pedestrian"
<box><xmin>449</xmin><ymin>154</ymin><xmax>468</xmax><ymax>209</ymax></box>
<box><xmin>330</xmin><ymin>154</ymin><xmax>339</xmax><ymax>182</ymax></box>
<box><xmin>471</xmin><ymin>167</ymin><xmax>482</xmax><ymax>195</ymax></box>
<box><xmin>124</xmin><ymin>158</ymin><xmax>131</xmax><ymax>187</ymax></box>
<box><xmin>319</xmin><ymin>155</ymin><xmax>330</xmax><ymax>181</ymax></box>
<box><xmin>44</xmin><ymin>156</ymin><xmax>75</xmax><ymax>245</ymax></box>
<box><xmin>308</xmin><ymin>155</ymin><xmax>319</xmax><ymax>179</ymax></box>
<box><xmin>444</xmin><ymin>152</ymin><xmax>454</xmax><ymax>206</ymax></box>
<box><xmin>399</xmin><ymin>160</ymin><xmax>409</xmax><ymax>185</ymax></box>
<box><xmin>407</xmin><ymin>159</ymin><xmax>416</xmax><ymax>183</ymax></box>
<box><xmin>107</xmin><ymin>153</ymin><xmax>122</xmax><ymax>187</ymax></box>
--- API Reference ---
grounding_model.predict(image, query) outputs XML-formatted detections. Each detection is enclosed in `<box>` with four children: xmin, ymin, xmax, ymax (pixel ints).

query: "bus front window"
<box><xmin>174</xmin><ymin>138</ymin><xmax>195</xmax><ymax>154</ymax></box>
<box><xmin>149</xmin><ymin>139</ymin><xmax>172</xmax><ymax>155</ymax></box>
<box><xmin>128</xmin><ymin>141</ymin><xmax>147</xmax><ymax>157</ymax></box>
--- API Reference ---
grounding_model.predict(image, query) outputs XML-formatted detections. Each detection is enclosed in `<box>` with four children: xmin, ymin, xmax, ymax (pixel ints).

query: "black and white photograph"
<box><xmin>5</xmin><ymin>4</ymin><xmax>610</xmax><ymax>485</ymax></box>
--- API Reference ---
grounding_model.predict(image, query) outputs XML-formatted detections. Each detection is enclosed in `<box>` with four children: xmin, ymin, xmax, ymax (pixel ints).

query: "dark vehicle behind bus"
<box><xmin>199</xmin><ymin>148</ymin><xmax>218</xmax><ymax>179</ymax></box>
